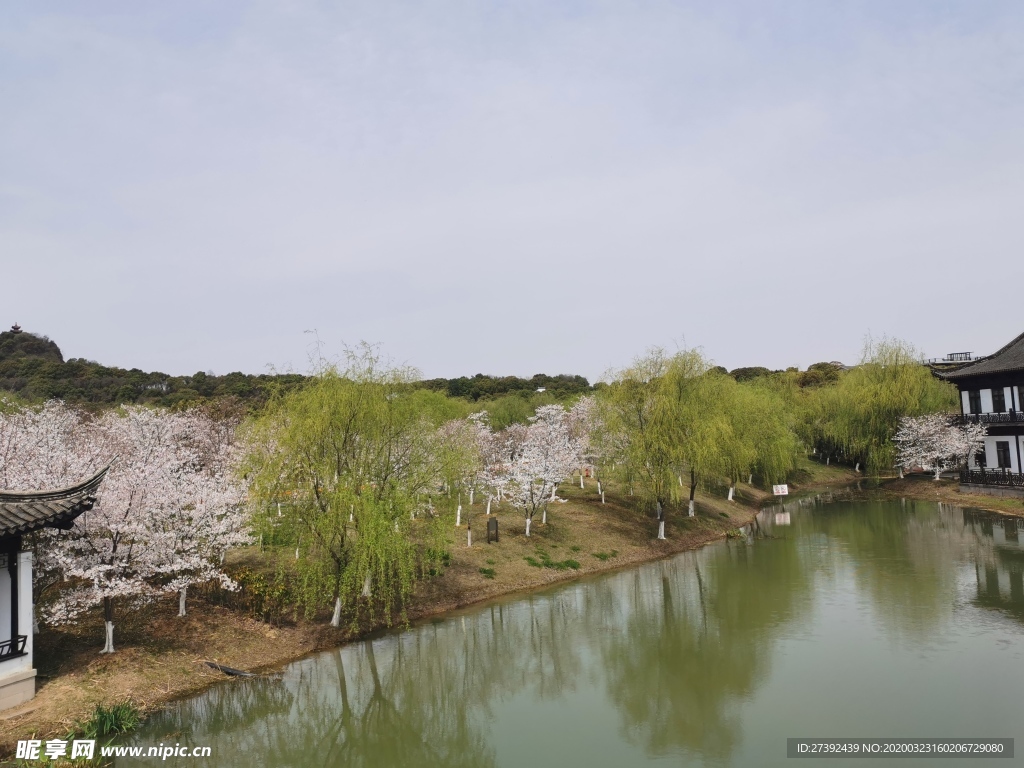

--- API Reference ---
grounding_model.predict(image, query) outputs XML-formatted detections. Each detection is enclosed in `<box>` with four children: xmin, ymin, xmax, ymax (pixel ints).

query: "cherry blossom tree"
<box><xmin>500</xmin><ymin>405</ymin><xmax>577</xmax><ymax>536</ymax></box>
<box><xmin>0</xmin><ymin>400</ymin><xmax>249</xmax><ymax>652</ymax></box>
<box><xmin>894</xmin><ymin>414</ymin><xmax>987</xmax><ymax>480</ymax></box>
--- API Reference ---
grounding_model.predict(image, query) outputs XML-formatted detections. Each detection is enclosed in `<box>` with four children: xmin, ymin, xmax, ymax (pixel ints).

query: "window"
<box><xmin>968</xmin><ymin>390</ymin><xmax>982</xmax><ymax>414</ymax></box>
<box><xmin>993</xmin><ymin>388</ymin><xmax>1006</xmax><ymax>413</ymax></box>
<box><xmin>975</xmin><ymin>450</ymin><xmax>987</xmax><ymax>468</ymax></box>
<box><xmin>996</xmin><ymin>441</ymin><xmax>1011</xmax><ymax>469</ymax></box>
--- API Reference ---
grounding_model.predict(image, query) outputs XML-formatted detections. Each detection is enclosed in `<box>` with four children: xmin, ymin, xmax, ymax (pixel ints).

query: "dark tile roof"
<box><xmin>0</xmin><ymin>466</ymin><xmax>109</xmax><ymax>537</ymax></box>
<box><xmin>940</xmin><ymin>331</ymin><xmax>1024</xmax><ymax>380</ymax></box>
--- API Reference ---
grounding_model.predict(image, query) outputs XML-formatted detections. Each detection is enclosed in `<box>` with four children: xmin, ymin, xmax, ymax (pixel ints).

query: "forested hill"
<box><xmin>0</xmin><ymin>329</ymin><xmax>595</xmax><ymax>408</ymax></box>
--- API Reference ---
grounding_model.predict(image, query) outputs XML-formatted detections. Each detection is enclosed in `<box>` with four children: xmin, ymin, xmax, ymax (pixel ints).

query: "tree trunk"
<box><xmin>469</xmin><ymin>488</ymin><xmax>474</xmax><ymax>505</ymax></box>
<box><xmin>178</xmin><ymin>587</ymin><xmax>187</xmax><ymax>618</ymax></box>
<box><xmin>597</xmin><ymin>481</ymin><xmax>602</xmax><ymax>495</ymax></box>
<box><xmin>100</xmin><ymin>597</ymin><xmax>115</xmax><ymax>654</ymax></box>
<box><xmin>728</xmin><ymin>485</ymin><xmax>735</xmax><ymax>501</ymax></box>
<box><xmin>658</xmin><ymin>520</ymin><xmax>665</xmax><ymax>540</ymax></box>
<box><xmin>467</xmin><ymin>526</ymin><xmax>472</xmax><ymax>547</ymax></box>
<box><xmin>541</xmin><ymin>507</ymin><xmax>547</xmax><ymax>524</ymax></box>
<box><xmin>456</xmin><ymin>505</ymin><xmax>462</xmax><ymax>526</ymax></box>
<box><xmin>898</xmin><ymin>467</ymin><xmax>904</xmax><ymax>479</ymax></box>
<box><xmin>689</xmin><ymin>469</ymin><xmax>697</xmax><ymax>517</ymax></box>
<box><xmin>826</xmin><ymin>457</ymin><xmax>829</xmax><ymax>465</ymax></box>
<box><xmin>855</xmin><ymin>462</ymin><xmax>861</xmax><ymax>473</ymax></box>
<box><xmin>580</xmin><ymin>474</ymin><xmax>584</xmax><ymax>489</ymax></box>
<box><xmin>361</xmin><ymin>572</ymin><xmax>372</xmax><ymax>598</ymax></box>
<box><xmin>550</xmin><ymin>485</ymin><xmax>556</xmax><ymax>502</ymax></box>
<box><xmin>933</xmin><ymin>465</ymin><xmax>942</xmax><ymax>480</ymax></box>
<box><xmin>486</xmin><ymin>497</ymin><xmax>491</xmax><ymax>515</ymax></box>
<box><xmin>748</xmin><ymin>473</ymin><xmax>753</xmax><ymax>484</ymax></box>
<box><xmin>601</xmin><ymin>491</ymin><xmax>605</xmax><ymax>504</ymax></box>
<box><xmin>525</xmin><ymin>517</ymin><xmax>532</xmax><ymax>537</ymax></box>
<box><xmin>330</xmin><ymin>596</ymin><xmax>342</xmax><ymax>627</ymax></box>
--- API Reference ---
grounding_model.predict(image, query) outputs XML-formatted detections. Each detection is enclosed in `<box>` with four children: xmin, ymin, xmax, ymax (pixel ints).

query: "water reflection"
<box><xmin>121</xmin><ymin>501</ymin><xmax>1024</xmax><ymax>767</ymax></box>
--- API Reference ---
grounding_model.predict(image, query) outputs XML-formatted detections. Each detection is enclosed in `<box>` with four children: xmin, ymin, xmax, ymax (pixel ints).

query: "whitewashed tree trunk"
<box><xmin>277</xmin><ymin>503</ymin><xmax>282</xmax><ymax>517</ymax></box>
<box><xmin>933</xmin><ymin>465</ymin><xmax>942</xmax><ymax>480</ymax></box>
<box><xmin>467</xmin><ymin>527</ymin><xmax>472</xmax><ymax>547</ymax></box>
<box><xmin>898</xmin><ymin>467</ymin><xmax>904</xmax><ymax>479</ymax></box>
<box><xmin>855</xmin><ymin>462</ymin><xmax>861</xmax><ymax>473</ymax></box>
<box><xmin>630</xmin><ymin>483</ymin><xmax>634</xmax><ymax>496</ymax></box>
<box><xmin>748</xmin><ymin>473</ymin><xmax>753</xmax><ymax>484</ymax></box>
<box><xmin>679</xmin><ymin>475</ymin><xmax>683</xmax><ymax>487</ymax></box>
<box><xmin>456</xmin><ymin>504</ymin><xmax>462</xmax><ymax>526</ymax></box>
<box><xmin>601</xmin><ymin>491</ymin><xmax>605</xmax><ymax>504</ymax></box>
<box><xmin>101</xmin><ymin>622</ymin><xmax>115</xmax><ymax>654</ymax></box>
<box><xmin>349</xmin><ymin>504</ymin><xmax>354</xmax><ymax>523</ymax></box>
<box><xmin>178</xmin><ymin>587</ymin><xmax>187</xmax><ymax>617</ymax></box>
<box><xmin>728</xmin><ymin>485</ymin><xmax>735</xmax><ymax>501</ymax></box>
<box><xmin>542</xmin><ymin>507</ymin><xmax>547</xmax><ymax>525</ymax></box>
<box><xmin>550</xmin><ymin>485</ymin><xmax>557</xmax><ymax>501</ymax></box>
<box><xmin>657</xmin><ymin>520</ymin><xmax>665</xmax><ymax>540</ymax></box>
<box><xmin>330</xmin><ymin>597</ymin><xmax>342</xmax><ymax>627</ymax></box>
<box><xmin>486</xmin><ymin>497</ymin><xmax>492</xmax><ymax>515</ymax></box>
<box><xmin>469</xmin><ymin>488</ymin><xmax>474</xmax><ymax>505</ymax></box>
<box><xmin>580</xmin><ymin>474</ymin><xmax>584</xmax><ymax>489</ymax></box>
<box><xmin>525</xmin><ymin>517</ymin><xmax>532</xmax><ymax>537</ymax></box>
<box><xmin>826</xmin><ymin>457</ymin><xmax>829</xmax><ymax>465</ymax></box>
<box><xmin>688</xmin><ymin>500</ymin><xmax>695</xmax><ymax>517</ymax></box>
<box><xmin>597</xmin><ymin>481</ymin><xmax>602</xmax><ymax>495</ymax></box>
<box><xmin>362</xmin><ymin>573</ymin><xmax>372</xmax><ymax>598</ymax></box>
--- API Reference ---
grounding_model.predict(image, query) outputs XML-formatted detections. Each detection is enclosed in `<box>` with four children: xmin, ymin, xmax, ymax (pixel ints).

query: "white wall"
<box><xmin>0</xmin><ymin>567</ymin><xmax>9</xmax><ymax>642</ymax></box>
<box><xmin>962</xmin><ymin>391</ymin><xmax>971</xmax><ymax>414</ymax></box>
<box><xmin>980</xmin><ymin>436</ymin><xmax>1021</xmax><ymax>472</ymax></box>
<box><xmin>981</xmin><ymin>389</ymin><xmax>994</xmax><ymax>413</ymax></box>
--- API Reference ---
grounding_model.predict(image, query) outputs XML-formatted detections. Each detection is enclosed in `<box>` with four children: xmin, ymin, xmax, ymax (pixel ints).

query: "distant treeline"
<box><xmin>0</xmin><ymin>330</ymin><xmax>594</xmax><ymax>410</ymax></box>
<box><xmin>0</xmin><ymin>329</ymin><xmax>845</xmax><ymax>410</ymax></box>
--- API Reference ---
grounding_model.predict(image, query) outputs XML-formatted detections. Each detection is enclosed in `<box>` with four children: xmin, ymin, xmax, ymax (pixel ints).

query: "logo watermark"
<box><xmin>16</xmin><ymin>739</ymin><xmax>211</xmax><ymax>761</ymax></box>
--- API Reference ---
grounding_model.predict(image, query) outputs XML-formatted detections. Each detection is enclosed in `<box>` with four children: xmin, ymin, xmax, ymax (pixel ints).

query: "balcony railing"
<box><xmin>960</xmin><ymin>469</ymin><xmax>1024</xmax><ymax>487</ymax></box>
<box><xmin>0</xmin><ymin>635</ymin><xmax>27</xmax><ymax>660</ymax></box>
<box><xmin>959</xmin><ymin>412</ymin><xmax>1024</xmax><ymax>425</ymax></box>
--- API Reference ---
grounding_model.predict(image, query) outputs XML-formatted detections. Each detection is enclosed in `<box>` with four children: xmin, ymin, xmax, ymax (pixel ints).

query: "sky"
<box><xmin>2</xmin><ymin>1</ymin><xmax>1022</xmax><ymax>381</ymax></box>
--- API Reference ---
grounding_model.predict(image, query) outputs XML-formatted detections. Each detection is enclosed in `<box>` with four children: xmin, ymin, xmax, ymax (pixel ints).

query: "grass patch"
<box><xmin>719</xmin><ymin>512</ymin><xmax>729</xmax><ymax>518</ymax></box>
<box><xmin>478</xmin><ymin>568</ymin><xmax>496</xmax><ymax>579</ymax></box>
<box><xmin>523</xmin><ymin>550</ymin><xmax>581</xmax><ymax>571</ymax></box>
<box><xmin>592</xmin><ymin>550</ymin><xmax>619</xmax><ymax>562</ymax></box>
<box><xmin>570</xmin><ymin>545</ymin><xmax>582</xmax><ymax>552</ymax></box>
<box><xmin>71</xmin><ymin>701</ymin><xmax>142</xmax><ymax>740</ymax></box>
<box><xmin>485</xmin><ymin>559</ymin><xmax>495</xmax><ymax>565</ymax></box>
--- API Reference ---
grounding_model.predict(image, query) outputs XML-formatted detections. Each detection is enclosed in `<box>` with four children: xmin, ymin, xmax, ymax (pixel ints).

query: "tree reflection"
<box><xmin>595</xmin><ymin>535</ymin><xmax>813</xmax><ymax>763</ymax></box>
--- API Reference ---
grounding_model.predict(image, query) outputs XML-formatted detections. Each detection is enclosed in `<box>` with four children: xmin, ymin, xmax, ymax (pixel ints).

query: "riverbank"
<box><xmin>843</xmin><ymin>474</ymin><xmax>1024</xmax><ymax>518</ymax></box>
<box><xmin>0</xmin><ymin>463</ymin><xmax>854</xmax><ymax>755</ymax></box>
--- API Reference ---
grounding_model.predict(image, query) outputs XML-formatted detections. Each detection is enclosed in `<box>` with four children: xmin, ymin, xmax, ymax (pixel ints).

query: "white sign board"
<box><xmin>772</xmin><ymin>484</ymin><xmax>789</xmax><ymax>496</ymax></box>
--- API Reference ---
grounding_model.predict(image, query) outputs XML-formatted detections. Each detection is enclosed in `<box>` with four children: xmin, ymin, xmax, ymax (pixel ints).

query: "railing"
<box><xmin>959</xmin><ymin>469</ymin><xmax>1024</xmax><ymax>487</ymax></box>
<box><xmin>0</xmin><ymin>635</ymin><xmax>26</xmax><ymax>659</ymax></box>
<box><xmin>959</xmin><ymin>412</ymin><xmax>1024</xmax><ymax>424</ymax></box>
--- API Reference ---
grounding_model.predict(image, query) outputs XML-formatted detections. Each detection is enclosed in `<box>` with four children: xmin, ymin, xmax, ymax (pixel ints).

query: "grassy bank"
<box><xmin>0</xmin><ymin>463</ymin><xmax>853</xmax><ymax>756</ymax></box>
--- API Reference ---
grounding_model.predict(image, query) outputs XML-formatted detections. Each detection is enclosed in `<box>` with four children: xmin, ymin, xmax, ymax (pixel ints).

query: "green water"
<box><xmin>119</xmin><ymin>500</ymin><xmax>1024</xmax><ymax>767</ymax></box>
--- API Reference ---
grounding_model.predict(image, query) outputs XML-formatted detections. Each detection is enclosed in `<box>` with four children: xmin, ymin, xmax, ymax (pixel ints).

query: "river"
<box><xmin>119</xmin><ymin>498</ymin><xmax>1024</xmax><ymax>767</ymax></box>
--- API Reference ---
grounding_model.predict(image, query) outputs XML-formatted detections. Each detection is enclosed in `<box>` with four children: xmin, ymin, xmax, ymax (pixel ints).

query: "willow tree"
<box><xmin>721</xmin><ymin>379</ymin><xmax>801</xmax><ymax>496</ymax></box>
<box><xmin>243</xmin><ymin>345</ymin><xmax>462</xmax><ymax>627</ymax></box>
<box><xmin>806</xmin><ymin>337</ymin><xmax>957</xmax><ymax>475</ymax></box>
<box><xmin>599</xmin><ymin>349</ymin><xmax>732</xmax><ymax>538</ymax></box>
<box><xmin>658</xmin><ymin>354</ymin><xmax>732</xmax><ymax>519</ymax></box>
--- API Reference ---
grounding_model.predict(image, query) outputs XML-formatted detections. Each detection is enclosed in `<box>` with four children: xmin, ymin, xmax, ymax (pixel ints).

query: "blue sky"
<box><xmin>2</xmin><ymin>1</ymin><xmax>1022</xmax><ymax>379</ymax></box>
